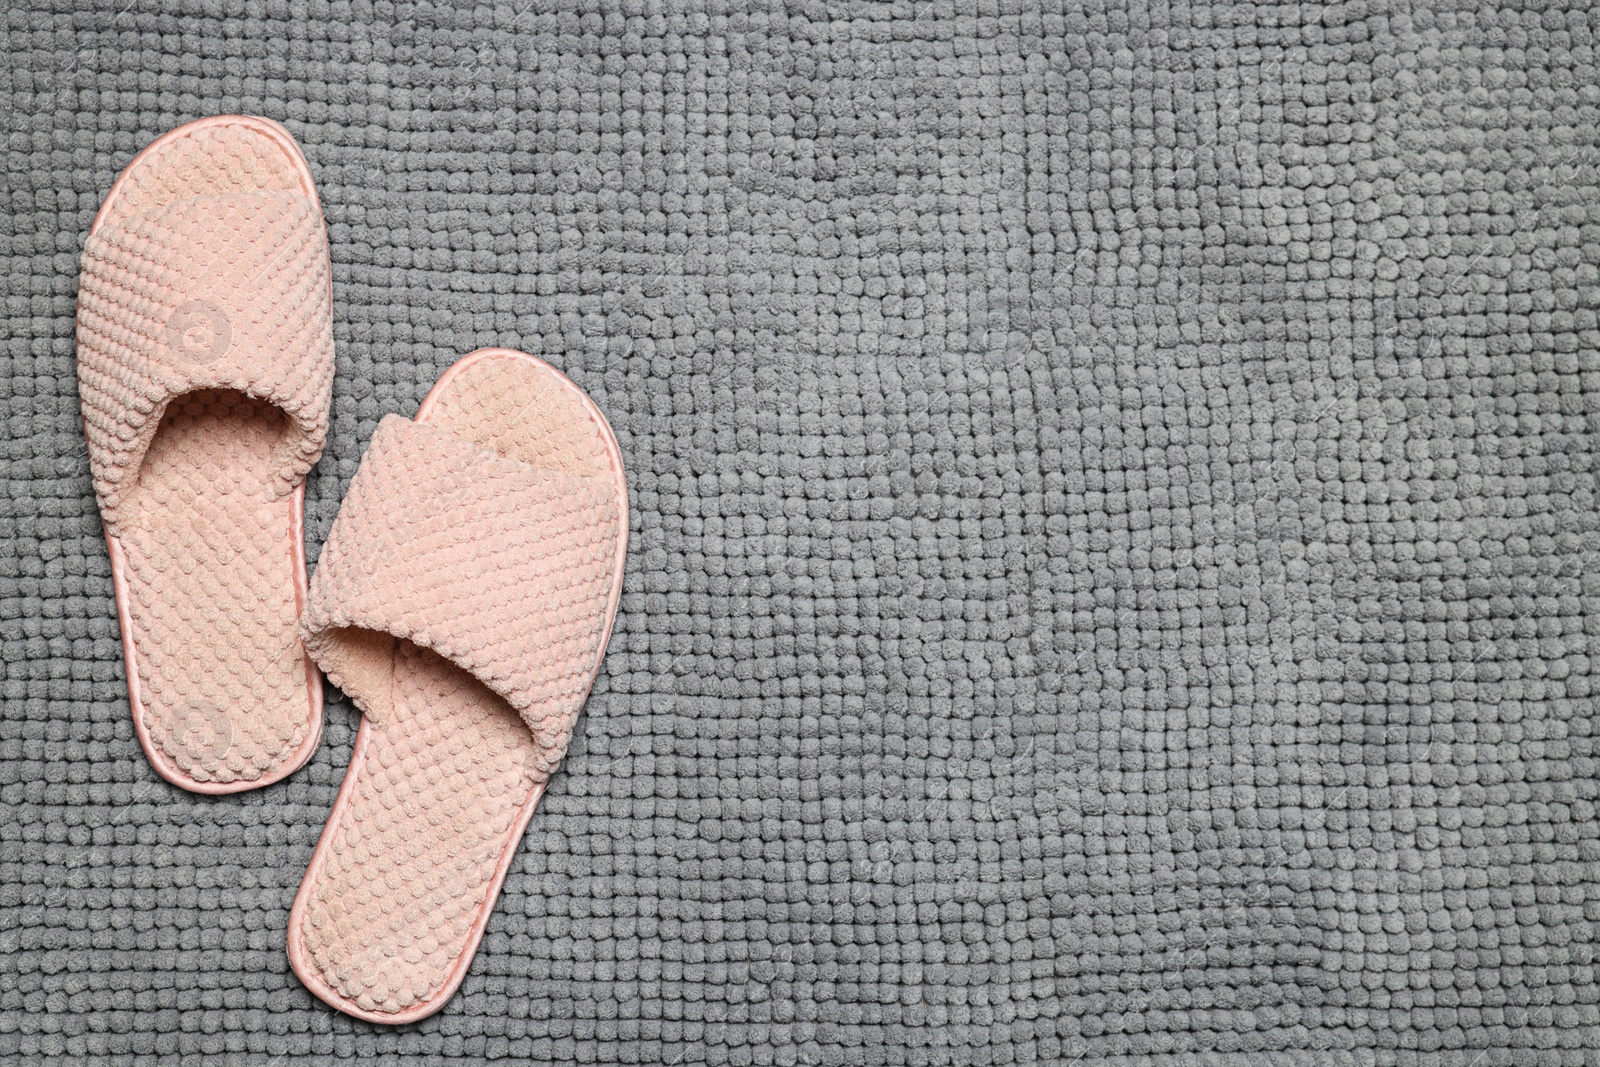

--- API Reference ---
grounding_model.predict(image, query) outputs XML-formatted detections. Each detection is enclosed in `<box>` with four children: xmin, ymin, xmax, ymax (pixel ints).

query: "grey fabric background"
<box><xmin>4</xmin><ymin>1</ymin><xmax>1600</xmax><ymax>1064</ymax></box>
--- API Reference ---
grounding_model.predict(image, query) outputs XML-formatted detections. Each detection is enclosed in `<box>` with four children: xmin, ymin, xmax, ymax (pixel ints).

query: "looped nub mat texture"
<box><xmin>74</xmin><ymin>115</ymin><xmax>333</xmax><ymax>792</ymax></box>
<box><xmin>14</xmin><ymin>4</ymin><xmax>1600</xmax><ymax>1063</ymax></box>
<box><xmin>290</xmin><ymin>349</ymin><xmax>628</xmax><ymax>1023</ymax></box>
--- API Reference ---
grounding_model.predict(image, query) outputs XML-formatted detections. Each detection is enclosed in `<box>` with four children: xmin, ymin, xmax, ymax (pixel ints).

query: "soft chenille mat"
<box><xmin>4</xmin><ymin>2</ymin><xmax>1599</xmax><ymax>1065</ymax></box>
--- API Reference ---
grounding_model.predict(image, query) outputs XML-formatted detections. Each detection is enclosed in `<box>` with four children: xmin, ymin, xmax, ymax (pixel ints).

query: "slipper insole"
<box><xmin>118</xmin><ymin>388</ymin><xmax>314</xmax><ymax>784</ymax></box>
<box><xmin>297</xmin><ymin>639</ymin><xmax>542</xmax><ymax>1013</ymax></box>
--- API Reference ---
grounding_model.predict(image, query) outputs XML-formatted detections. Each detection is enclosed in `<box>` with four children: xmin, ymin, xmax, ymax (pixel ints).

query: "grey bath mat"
<box><xmin>3</xmin><ymin>1</ymin><xmax>1598</xmax><ymax>1064</ymax></box>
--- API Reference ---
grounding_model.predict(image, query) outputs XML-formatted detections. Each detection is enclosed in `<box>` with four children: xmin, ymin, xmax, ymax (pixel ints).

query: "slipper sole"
<box><xmin>87</xmin><ymin>115</ymin><xmax>329</xmax><ymax>793</ymax></box>
<box><xmin>287</xmin><ymin>348</ymin><xmax>629</xmax><ymax>1023</ymax></box>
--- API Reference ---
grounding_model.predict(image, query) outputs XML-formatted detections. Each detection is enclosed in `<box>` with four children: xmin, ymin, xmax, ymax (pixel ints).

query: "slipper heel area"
<box><xmin>118</xmin><ymin>391</ymin><xmax>314</xmax><ymax>783</ymax></box>
<box><xmin>296</xmin><ymin>641</ymin><xmax>544</xmax><ymax>1015</ymax></box>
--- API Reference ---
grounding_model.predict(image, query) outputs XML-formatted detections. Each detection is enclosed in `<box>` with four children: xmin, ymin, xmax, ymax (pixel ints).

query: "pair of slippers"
<box><xmin>76</xmin><ymin>115</ymin><xmax>629</xmax><ymax>1023</ymax></box>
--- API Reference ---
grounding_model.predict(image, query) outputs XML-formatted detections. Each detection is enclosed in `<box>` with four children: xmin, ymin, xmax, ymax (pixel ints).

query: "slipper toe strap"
<box><xmin>77</xmin><ymin>191</ymin><xmax>335</xmax><ymax>530</ymax></box>
<box><xmin>300</xmin><ymin>414</ymin><xmax>622</xmax><ymax>780</ymax></box>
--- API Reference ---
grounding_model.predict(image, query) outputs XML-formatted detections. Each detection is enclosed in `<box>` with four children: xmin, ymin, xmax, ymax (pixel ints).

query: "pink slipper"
<box><xmin>288</xmin><ymin>348</ymin><xmax>629</xmax><ymax>1023</ymax></box>
<box><xmin>76</xmin><ymin>116</ymin><xmax>334</xmax><ymax>793</ymax></box>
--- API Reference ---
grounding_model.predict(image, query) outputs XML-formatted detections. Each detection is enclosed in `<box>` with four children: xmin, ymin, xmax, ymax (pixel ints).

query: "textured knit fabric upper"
<box><xmin>301</xmin><ymin>412</ymin><xmax>621</xmax><ymax>780</ymax></box>
<box><xmin>76</xmin><ymin>129</ymin><xmax>334</xmax><ymax>533</ymax></box>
